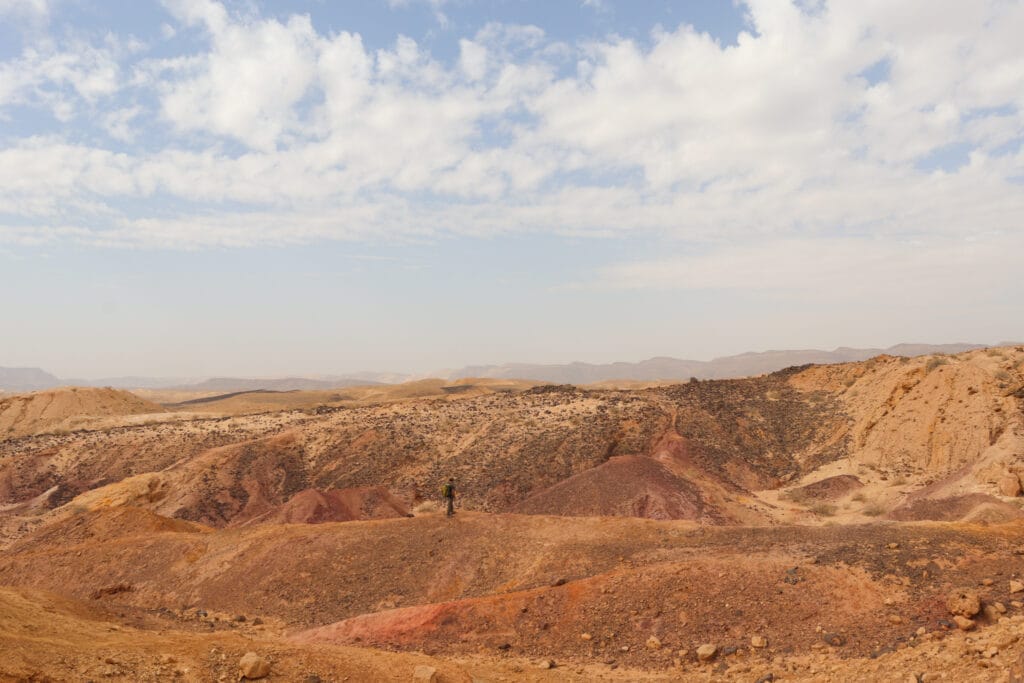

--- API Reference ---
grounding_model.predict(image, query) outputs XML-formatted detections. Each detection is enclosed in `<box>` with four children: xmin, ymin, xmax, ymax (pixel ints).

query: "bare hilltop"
<box><xmin>2</xmin><ymin>346</ymin><xmax>1024</xmax><ymax>681</ymax></box>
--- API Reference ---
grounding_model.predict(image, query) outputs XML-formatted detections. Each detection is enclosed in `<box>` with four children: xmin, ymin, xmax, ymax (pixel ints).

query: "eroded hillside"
<box><xmin>1</xmin><ymin>347</ymin><xmax>1024</xmax><ymax>681</ymax></box>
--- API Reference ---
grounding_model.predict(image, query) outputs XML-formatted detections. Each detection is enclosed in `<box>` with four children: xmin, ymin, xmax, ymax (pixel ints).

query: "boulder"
<box><xmin>947</xmin><ymin>589</ymin><xmax>981</xmax><ymax>617</ymax></box>
<box><xmin>239</xmin><ymin>652</ymin><xmax>270</xmax><ymax>680</ymax></box>
<box><xmin>696</xmin><ymin>644</ymin><xmax>717</xmax><ymax>661</ymax></box>
<box><xmin>953</xmin><ymin>615</ymin><xmax>975</xmax><ymax>631</ymax></box>
<box><xmin>412</xmin><ymin>665</ymin><xmax>438</xmax><ymax>682</ymax></box>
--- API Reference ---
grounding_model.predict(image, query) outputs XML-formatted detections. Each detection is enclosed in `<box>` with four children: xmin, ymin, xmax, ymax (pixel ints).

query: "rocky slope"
<box><xmin>1</xmin><ymin>346</ymin><xmax>1023</xmax><ymax>680</ymax></box>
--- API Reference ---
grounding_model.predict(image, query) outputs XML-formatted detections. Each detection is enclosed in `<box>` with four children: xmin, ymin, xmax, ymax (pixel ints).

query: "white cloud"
<box><xmin>0</xmin><ymin>0</ymin><xmax>1020</xmax><ymax>267</ymax></box>
<box><xmin>598</xmin><ymin>233</ymin><xmax>1024</xmax><ymax>297</ymax></box>
<box><xmin>0</xmin><ymin>0</ymin><xmax>48</xmax><ymax>19</ymax></box>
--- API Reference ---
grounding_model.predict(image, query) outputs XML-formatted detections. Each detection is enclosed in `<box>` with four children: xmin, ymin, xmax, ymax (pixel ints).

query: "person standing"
<box><xmin>442</xmin><ymin>478</ymin><xmax>456</xmax><ymax>517</ymax></box>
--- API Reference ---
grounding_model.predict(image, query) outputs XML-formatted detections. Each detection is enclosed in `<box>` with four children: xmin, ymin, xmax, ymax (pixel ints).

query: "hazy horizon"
<box><xmin>2</xmin><ymin>1</ymin><xmax>1022</xmax><ymax>378</ymax></box>
<box><xmin>4</xmin><ymin>339</ymin><xmax>1019</xmax><ymax>382</ymax></box>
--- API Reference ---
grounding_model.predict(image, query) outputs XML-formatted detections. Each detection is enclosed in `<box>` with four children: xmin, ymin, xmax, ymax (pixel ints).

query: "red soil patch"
<box><xmin>887</xmin><ymin>493</ymin><xmax>1024</xmax><ymax>522</ymax></box>
<box><xmin>242</xmin><ymin>487</ymin><xmax>411</xmax><ymax>525</ymax></box>
<box><xmin>513</xmin><ymin>455</ymin><xmax>710</xmax><ymax>521</ymax></box>
<box><xmin>788</xmin><ymin>475</ymin><xmax>864</xmax><ymax>502</ymax></box>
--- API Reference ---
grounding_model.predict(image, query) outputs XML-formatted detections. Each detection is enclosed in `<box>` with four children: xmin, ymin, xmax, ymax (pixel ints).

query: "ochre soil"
<box><xmin>1</xmin><ymin>347</ymin><xmax>1024</xmax><ymax>680</ymax></box>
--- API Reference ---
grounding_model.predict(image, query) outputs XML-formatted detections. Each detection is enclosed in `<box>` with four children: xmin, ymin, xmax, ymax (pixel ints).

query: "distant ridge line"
<box><xmin>2</xmin><ymin>342</ymin><xmax>1021</xmax><ymax>392</ymax></box>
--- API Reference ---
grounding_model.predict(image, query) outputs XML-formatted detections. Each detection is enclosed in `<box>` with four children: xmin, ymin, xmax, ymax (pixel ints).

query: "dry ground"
<box><xmin>1</xmin><ymin>347</ymin><xmax>1023</xmax><ymax>680</ymax></box>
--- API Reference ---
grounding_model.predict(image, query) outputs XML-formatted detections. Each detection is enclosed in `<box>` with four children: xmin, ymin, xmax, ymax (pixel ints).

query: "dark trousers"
<box><xmin>445</xmin><ymin>496</ymin><xmax>454</xmax><ymax>516</ymax></box>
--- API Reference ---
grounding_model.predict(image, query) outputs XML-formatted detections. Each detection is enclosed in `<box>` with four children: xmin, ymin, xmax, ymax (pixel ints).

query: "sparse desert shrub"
<box><xmin>891</xmin><ymin>477</ymin><xmax>907</xmax><ymax>486</ymax></box>
<box><xmin>810</xmin><ymin>503</ymin><xmax>836</xmax><ymax>516</ymax></box>
<box><xmin>994</xmin><ymin>369</ymin><xmax>1011</xmax><ymax>382</ymax></box>
<box><xmin>851</xmin><ymin>492</ymin><xmax>866</xmax><ymax>502</ymax></box>
<box><xmin>926</xmin><ymin>357</ymin><xmax>949</xmax><ymax>372</ymax></box>
<box><xmin>413</xmin><ymin>500</ymin><xmax>440</xmax><ymax>515</ymax></box>
<box><xmin>843</xmin><ymin>378</ymin><xmax>856</xmax><ymax>388</ymax></box>
<box><xmin>862</xmin><ymin>504</ymin><xmax>886</xmax><ymax>517</ymax></box>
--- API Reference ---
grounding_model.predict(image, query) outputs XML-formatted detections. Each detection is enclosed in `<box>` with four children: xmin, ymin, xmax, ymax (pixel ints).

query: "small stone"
<box><xmin>953</xmin><ymin>615</ymin><xmax>975</xmax><ymax>631</ymax></box>
<box><xmin>994</xmin><ymin>602</ymin><xmax>1007</xmax><ymax>614</ymax></box>
<box><xmin>982</xmin><ymin>578</ymin><xmax>994</xmax><ymax>586</ymax></box>
<box><xmin>888</xmin><ymin>614</ymin><xmax>903</xmax><ymax>625</ymax></box>
<box><xmin>822</xmin><ymin>632</ymin><xmax>846</xmax><ymax>646</ymax></box>
<box><xmin>159</xmin><ymin>654</ymin><xmax>176</xmax><ymax>665</ymax></box>
<box><xmin>947</xmin><ymin>589</ymin><xmax>981</xmax><ymax>617</ymax></box>
<box><xmin>537</xmin><ymin>659</ymin><xmax>556</xmax><ymax>670</ymax></box>
<box><xmin>750</xmin><ymin>635</ymin><xmax>767</xmax><ymax>648</ymax></box>
<box><xmin>412</xmin><ymin>665</ymin><xmax>438</xmax><ymax>682</ymax></box>
<box><xmin>238</xmin><ymin>652</ymin><xmax>270</xmax><ymax>680</ymax></box>
<box><xmin>580</xmin><ymin>632</ymin><xmax>592</xmax><ymax>641</ymax></box>
<box><xmin>233</xmin><ymin>614</ymin><xmax>247</xmax><ymax>622</ymax></box>
<box><xmin>983</xmin><ymin>605</ymin><xmax>1000</xmax><ymax>621</ymax></box>
<box><xmin>1010</xmin><ymin>580</ymin><xmax>1024</xmax><ymax>594</ymax></box>
<box><xmin>620</xmin><ymin>646</ymin><xmax>630</xmax><ymax>652</ymax></box>
<box><xmin>983</xmin><ymin>647</ymin><xmax>998</xmax><ymax>658</ymax></box>
<box><xmin>1012</xmin><ymin>600</ymin><xmax>1023</xmax><ymax>608</ymax></box>
<box><xmin>887</xmin><ymin>542</ymin><xmax>900</xmax><ymax>549</ymax></box>
<box><xmin>916</xmin><ymin>627</ymin><xmax>927</xmax><ymax>636</ymax></box>
<box><xmin>646</xmin><ymin>636</ymin><xmax>662</xmax><ymax>650</ymax></box>
<box><xmin>696</xmin><ymin>644</ymin><xmax>717</xmax><ymax>661</ymax></box>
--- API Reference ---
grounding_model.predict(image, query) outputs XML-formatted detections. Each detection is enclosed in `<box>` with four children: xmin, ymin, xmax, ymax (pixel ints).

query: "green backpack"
<box><xmin>442</xmin><ymin>483</ymin><xmax>454</xmax><ymax>498</ymax></box>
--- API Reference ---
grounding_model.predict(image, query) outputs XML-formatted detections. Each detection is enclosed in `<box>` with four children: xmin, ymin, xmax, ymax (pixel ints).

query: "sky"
<box><xmin>0</xmin><ymin>0</ymin><xmax>1022</xmax><ymax>378</ymax></box>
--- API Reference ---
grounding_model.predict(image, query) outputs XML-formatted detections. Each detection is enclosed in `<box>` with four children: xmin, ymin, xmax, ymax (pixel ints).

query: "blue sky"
<box><xmin>1</xmin><ymin>0</ymin><xmax>1022</xmax><ymax>378</ymax></box>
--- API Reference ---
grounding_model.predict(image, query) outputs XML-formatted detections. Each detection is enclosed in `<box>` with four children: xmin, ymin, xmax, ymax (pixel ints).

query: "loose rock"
<box><xmin>412</xmin><ymin>665</ymin><xmax>438</xmax><ymax>682</ymax></box>
<box><xmin>947</xmin><ymin>589</ymin><xmax>981</xmax><ymax>617</ymax></box>
<box><xmin>953</xmin><ymin>615</ymin><xmax>975</xmax><ymax>631</ymax></box>
<box><xmin>822</xmin><ymin>632</ymin><xmax>846</xmax><ymax>647</ymax></box>
<box><xmin>646</xmin><ymin>636</ymin><xmax>662</xmax><ymax>650</ymax></box>
<box><xmin>1010</xmin><ymin>580</ymin><xmax>1024</xmax><ymax>594</ymax></box>
<box><xmin>696</xmin><ymin>644</ymin><xmax>717</xmax><ymax>662</ymax></box>
<box><xmin>751</xmin><ymin>635</ymin><xmax>767</xmax><ymax>648</ymax></box>
<box><xmin>238</xmin><ymin>652</ymin><xmax>270</xmax><ymax>680</ymax></box>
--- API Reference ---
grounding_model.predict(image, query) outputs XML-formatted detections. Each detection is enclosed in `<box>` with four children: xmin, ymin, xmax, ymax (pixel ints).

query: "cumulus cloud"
<box><xmin>0</xmin><ymin>0</ymin><xmax>1021</xmax><ymax>281</ymax></box>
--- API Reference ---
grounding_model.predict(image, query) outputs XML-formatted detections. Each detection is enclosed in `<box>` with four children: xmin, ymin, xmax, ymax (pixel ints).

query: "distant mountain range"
<box><xmin>449</xmin><ymin>343</ymin><xmax>1008</xmax><ymax>384</ymax></box>
<box><xmin>1</xmin><ymin>342</ymin><xmax>1018</xmax><ymax>393</ymax></box>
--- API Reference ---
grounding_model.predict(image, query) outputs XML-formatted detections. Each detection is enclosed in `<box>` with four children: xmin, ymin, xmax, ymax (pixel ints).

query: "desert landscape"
<box><xmin>0</xmin><ymin>346</ymin><xmax>1022</xmax><ymax>681</ymax></box>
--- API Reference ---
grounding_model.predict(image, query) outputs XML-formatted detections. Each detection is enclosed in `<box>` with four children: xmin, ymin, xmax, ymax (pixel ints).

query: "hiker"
<box><xmin>442</xmin><ymin>478</ymin><xmax>456</xmax><ymax>517</ymax></box>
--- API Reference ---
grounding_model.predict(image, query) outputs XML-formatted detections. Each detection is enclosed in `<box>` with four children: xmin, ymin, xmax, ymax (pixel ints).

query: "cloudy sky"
<box><xmin>1</xmin><ymin>0</ymin><xmax>1022</xmax><ymax>378</ymax></box>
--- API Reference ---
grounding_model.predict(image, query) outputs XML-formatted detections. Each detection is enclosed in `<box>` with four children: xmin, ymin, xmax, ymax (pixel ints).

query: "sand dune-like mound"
<box><xmin>514</xmin><ymin>455</ymin><xmax>712</xmax><ymax>521</ymax></box>
<box><xmin>243</xmin><ymin>487</ymin><xmax>411</xmax><ymax>525</ymax></box>
<box><xmin>787</xmin><ymin>475</ymin><xmax>864</xmax><ymax>502</ymax></box>
<box><xmin>0</xmin><ymin>387</ymin><xmax>166</xmax><ymax>439</ymax></box>
<box><xmin>886</xmin><ymin>493</ymin><xmax>1024</xmax><ymax>522</ymax></box>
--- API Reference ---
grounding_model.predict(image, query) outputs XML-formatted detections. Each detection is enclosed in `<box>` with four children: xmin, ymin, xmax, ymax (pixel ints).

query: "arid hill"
<box><xmin>1</xmin><ymin>346</ymin><xmax>1023</xmax><ymax>680</ymax></box>
<box><xmin>0</xmin><ymin>386</ymin><xmax>166</xmax><ymax>440</ymax></box>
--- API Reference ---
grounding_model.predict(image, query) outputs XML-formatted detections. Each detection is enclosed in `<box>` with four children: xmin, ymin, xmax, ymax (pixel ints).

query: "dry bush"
<box><xmin>862</xmin><ymin>504</ymin><xmax>886</xmax><ymax>517</ymax></box>
<box><xmin>926</xmin><ymin>357</ymin><xmax>949</xmax><ymax>372</ymax></box>
<box><xmin>413</xmin><ymin>500</ymin><xmax>440</xmax><ymax>515</ymax></box>
<box><xmin>851</xmin><ymin>492</ymin><xmax>866</xmax><ymax>502</ymax></box>
<box><xmin>810</xmin><ymin>503</ymin><xmax>836</xmax><ymax>517</ymax></box>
